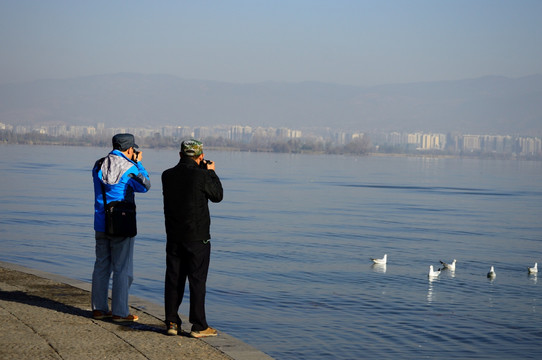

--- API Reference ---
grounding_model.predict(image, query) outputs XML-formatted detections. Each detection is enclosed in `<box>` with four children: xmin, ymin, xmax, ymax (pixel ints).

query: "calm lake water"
<box><xmin>1</xmin><ymin>144</ymin><xmax>541</xmax><ymax>359</ymax></box>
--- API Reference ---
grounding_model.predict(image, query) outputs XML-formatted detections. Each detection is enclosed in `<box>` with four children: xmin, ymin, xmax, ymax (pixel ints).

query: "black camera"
<box><xmin>199</xmin><ymin>159</ymin><xmax>212</xmax><ymax>169</ymax></box>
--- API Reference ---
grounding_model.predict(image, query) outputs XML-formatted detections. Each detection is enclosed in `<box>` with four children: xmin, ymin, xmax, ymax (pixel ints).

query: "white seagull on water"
<box><xmin>528</xmin><ymin>262</ymin><xmax>538</xmax><ymax>274</ymax></box>
<box><xmin>440</xmin><ymin>259</ymin><xmax>457</xmax><ymax>271</ymax></box>
<box><xmin>371</xmin><ymin>254</ymin><xmax>387</xmax><ymax>265</ymax></box>
<box><xmin>487</xmin><ymin>266</ymin><xmax>496</xmax><ymax>279</ymax></box>
<box><xmin>428</xmin><ymin>265</ymin><xmax>441</xmax><ymax>277</ymax></box>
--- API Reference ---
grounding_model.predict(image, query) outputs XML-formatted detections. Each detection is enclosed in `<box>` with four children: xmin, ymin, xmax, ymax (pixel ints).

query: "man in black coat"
<box><xmin>162</xmin><ymin>139</ymin><xmax>223</xmax><ymax>337</ymax></box>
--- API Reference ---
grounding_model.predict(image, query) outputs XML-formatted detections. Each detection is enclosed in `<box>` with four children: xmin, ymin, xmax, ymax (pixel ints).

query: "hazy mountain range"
<box><xmin>1</xmin><ymin>73</ymin><xmax>541</xmax><ymax>135</ymax></box>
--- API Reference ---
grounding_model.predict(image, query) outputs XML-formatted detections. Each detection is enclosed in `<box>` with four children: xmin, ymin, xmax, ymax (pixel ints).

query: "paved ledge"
<box><xmin>0</xmin><ymin>261</ymin><xmax>274</xmax><ymax>360</ymax></box>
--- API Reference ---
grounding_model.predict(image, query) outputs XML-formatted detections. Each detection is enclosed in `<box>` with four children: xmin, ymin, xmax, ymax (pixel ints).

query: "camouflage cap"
<box><xmin>181</xmin><ymin>139</ymin><xmax>203</xmax><ymax>157</ymax></box>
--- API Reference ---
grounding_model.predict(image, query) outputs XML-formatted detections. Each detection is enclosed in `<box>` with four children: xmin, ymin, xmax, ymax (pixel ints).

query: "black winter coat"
<box><xmin>162</xmin><ymin>157</ymin><xmax>223</xmax><ymax>242</ymax></box>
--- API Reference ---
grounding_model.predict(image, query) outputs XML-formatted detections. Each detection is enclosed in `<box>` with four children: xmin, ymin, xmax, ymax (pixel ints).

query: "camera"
<box><xmin>199</xmin><ymin>159</ymin><xmax>213</xmax><ymax>169</ymax></box>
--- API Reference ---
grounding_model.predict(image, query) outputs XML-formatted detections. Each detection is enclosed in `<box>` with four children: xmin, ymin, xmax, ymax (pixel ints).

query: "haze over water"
<box><xmin>1</xmin><ymin>144</ymin><xmax>541</xmax><ymax>359</ymax></box>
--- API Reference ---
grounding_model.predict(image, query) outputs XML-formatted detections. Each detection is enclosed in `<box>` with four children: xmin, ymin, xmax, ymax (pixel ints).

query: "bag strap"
<box><xmin>95</xmin><ymin>157</ymin><xmax>108</xmax><ymax>207</ymax></box>
<box><xmin>100</xmin><ymin>180</ymin><xmax>108</xmax><ymax>207</ymax></box>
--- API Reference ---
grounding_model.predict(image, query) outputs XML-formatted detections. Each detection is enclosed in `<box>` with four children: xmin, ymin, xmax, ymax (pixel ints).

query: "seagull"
<box><xmin>440</xmin><ymin>259</ymin><xmax>457</xmax><ymax>271</ymax></box>
<box><xmin>371</xmin><ymin>254</ymin><xmax>387</xmax><ymax>265</ymax></box>
<box><xmin>528</xmin><ymin>262</ymin><xmax>538</xmax><ymax>274</ymax></box>
<box><xmin>487</xmin><ymin>266</ymin><xmax>496</xmax><ymax>279</ymax></box>
<box><xmin>428</xmin><ymin>265</ymin><xmax>441</xmax><ymax>277</ymax></box>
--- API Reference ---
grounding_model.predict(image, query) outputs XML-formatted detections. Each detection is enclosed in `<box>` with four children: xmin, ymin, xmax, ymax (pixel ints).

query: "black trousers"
<box><xmin>164</xmin><ymin>240</ymin><xmax>211</xmax><ymax>331</ymax></box>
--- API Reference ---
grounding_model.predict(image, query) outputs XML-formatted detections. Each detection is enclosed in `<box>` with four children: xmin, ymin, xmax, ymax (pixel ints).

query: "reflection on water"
<box><xmin>426</xmin><ymin>280</ymin><xmax>436</xmax><ymax>303</ymax></box>
<box><xmin>371</xmin><ymin>263</ymin><xmax>387</xmax><ymax>273</ymax></box>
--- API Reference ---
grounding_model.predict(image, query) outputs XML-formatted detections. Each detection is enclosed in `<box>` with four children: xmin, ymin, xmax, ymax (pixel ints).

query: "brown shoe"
<box><xmin>112</xmin><ymin>314</ymin><xmax>139</xmax><ymax>322</ymax></box>
<box><xmin>190</xmin><ymin>327</ymin><xmax>218</xmax><ymax>338</ymax></box>
<box><xmin>92</xmin><ymin>310</ymin><xmax>112</xmax><ymax>320</ymax></box>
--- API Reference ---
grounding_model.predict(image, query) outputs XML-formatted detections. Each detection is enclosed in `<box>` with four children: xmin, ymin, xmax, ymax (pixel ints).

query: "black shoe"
<box><xmin>166</xmin><ymin>322</ymin><xmax>178</xmax><ymax>336</ymax></box>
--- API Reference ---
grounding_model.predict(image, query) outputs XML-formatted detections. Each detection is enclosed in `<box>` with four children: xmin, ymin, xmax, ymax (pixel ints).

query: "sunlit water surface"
<box><xmin>1</xmin><ymin>144</ymin><xmax>541</xmax><ymax>359</ymax></box>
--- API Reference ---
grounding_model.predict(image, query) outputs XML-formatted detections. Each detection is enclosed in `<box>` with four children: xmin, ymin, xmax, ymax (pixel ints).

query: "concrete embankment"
<box><xmin>0</xmin><ymin>261</ymin><xmax>273</xmax><ymax>360</ymax></box>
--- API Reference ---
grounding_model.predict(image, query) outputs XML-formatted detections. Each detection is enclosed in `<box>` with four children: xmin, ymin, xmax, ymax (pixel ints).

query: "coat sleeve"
<box><xmin>128</xmin><ymin>162</ymin><xmax>151</xmax><ymax>193</ymax></box>
<box><xmin>204</xmin><ymin>170</ymin><xmax>223</xmax><ymax>203</ymax></box>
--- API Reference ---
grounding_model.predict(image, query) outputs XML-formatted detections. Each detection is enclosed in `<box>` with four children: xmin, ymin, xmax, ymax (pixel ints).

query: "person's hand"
<box><xmin>206</xmin><ymin>160</ymin><xmax>215</xmax><ymax>171</ymax></box>
<box><xmin>134</xmin><ymin>151</ymin><xmax>142</xmax><ymax>162</ymax></box>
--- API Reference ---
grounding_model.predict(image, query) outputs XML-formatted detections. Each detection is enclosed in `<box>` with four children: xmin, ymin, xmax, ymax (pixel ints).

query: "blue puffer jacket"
<box><xmin>92</xmin><ymin>150</ymin><xmax>151</xmax><ymax>232</ymax></box>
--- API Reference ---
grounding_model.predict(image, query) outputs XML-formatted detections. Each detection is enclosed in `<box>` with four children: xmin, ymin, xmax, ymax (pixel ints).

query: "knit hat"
<box><xmin>181</xmin><ymin>139</ymin><xmax>203</xmax><ymax>156</ymax></box>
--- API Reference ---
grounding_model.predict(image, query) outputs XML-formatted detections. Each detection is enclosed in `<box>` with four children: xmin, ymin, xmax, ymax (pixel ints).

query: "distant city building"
<box><xmin>1</xmin><ymin>121</ymin><xmax>540</xmax><ymax>158</ymax></box>
<box><xmin>0</xmin><ymin>122</ymin><xmax>11</xmax><ymax>130</ymax></box>
<box><xmin>462</xmin><ymin>135</ymin><xmax>481</xmax><ymax>152</ymax></box>
<box><xmin>421</xmin><ymin>133</ymin><xmax>446</xmax><ymax>150</ymax></box>
<box><xmin>518</xmin><ymin>136</ymin><xmax>542</xmax><ymax>155</ymax></box>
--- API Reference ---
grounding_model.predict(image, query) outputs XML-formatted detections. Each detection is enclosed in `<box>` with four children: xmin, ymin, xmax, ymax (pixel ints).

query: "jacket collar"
<box><xmin>179</xmin><ymin>157</ymin><xmax>198</xmax><ymax>166</ymax></box>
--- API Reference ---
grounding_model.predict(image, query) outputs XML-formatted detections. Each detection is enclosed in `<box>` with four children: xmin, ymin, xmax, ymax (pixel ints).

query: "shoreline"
<box><xmin>0</xmin><ymin>261</ymin><xmax>274</xmax><ymax>360</ymax></box>
<box><xmin>1</xmin><ymin>142</ymin><xmax>537</xmax><ymax>161</ymax></box>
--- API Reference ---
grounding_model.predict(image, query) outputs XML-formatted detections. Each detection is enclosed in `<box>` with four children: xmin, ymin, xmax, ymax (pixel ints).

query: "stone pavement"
<box><xmin>0</xmin><ymin>262</ymin><xmax>274</xmax><ymax>360</ymax></box>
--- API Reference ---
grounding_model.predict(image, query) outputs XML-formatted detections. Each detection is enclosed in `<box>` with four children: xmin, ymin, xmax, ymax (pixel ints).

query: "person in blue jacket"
<box><xmin>91</xmin><ymin>133</ymin><xmax>151</xmax><ymax>322</ymax></box>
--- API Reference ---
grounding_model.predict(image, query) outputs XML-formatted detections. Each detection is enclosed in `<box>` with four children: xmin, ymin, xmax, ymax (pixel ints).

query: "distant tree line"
<box><xmin>0</xmin><ymin>130</ymin><xmax>373</xmax><ymax>155</ymax></box>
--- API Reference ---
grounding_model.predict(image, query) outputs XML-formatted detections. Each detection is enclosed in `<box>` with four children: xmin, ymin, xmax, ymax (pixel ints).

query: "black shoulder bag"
<box><xmin>97</xmin><ymin>158</ymin><xmax>137</xmax><ymax>237</ymax></box>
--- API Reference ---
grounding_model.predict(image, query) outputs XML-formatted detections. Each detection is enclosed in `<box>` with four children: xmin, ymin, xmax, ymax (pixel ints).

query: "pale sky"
<box><xmin>1</xmin><ymin>0</ymin><xmax>541</xmax><ymax>86</ymax></box>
